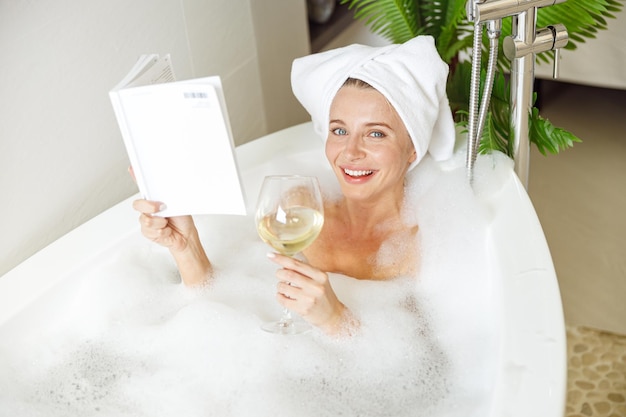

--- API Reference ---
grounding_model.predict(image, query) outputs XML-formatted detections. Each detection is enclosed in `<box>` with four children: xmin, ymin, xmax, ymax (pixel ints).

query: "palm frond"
<box><xmin>339</xmin><ymin>0</ymin><xmax>471</xmax><ymax>60</ymax></box>
<box><xmin>420</xmin><ymin>0</ymin><xmax>460</xmax><ymax>38</ymax></box>
<box><xmin>529</xmin><ymin>107</ymin><xmax>582</xmax><ymax>155</ymax></box>
<box><xmin>478</xmin><ymin>71</ymin><xmax>510</xmax><ymax>155</ymax></box>
<box><xmin>433</xmin><ymin>0</ymin><xmax>474</xmax><ymax>61</ymax></box>
<box><xmin>446</xmin><ymin>59</ymin><xmax>471</xmax><ymax>115</ymax></box>
<box><xmin>340</xmin><ymin>0</ymin><xmax>421</xmax><ymax>43</ymax></box>
<box><xmin>477</xmin><ymin>113</ymin><xmax>508</xmax><ymax>155</ymax></box>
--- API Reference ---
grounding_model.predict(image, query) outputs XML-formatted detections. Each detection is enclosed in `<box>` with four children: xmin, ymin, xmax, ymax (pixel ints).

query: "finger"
<box><xmin>267</xmin><ymin>253</ymin><xmax>327</xmax><ymax>284</ymax></box>
<box><xmin>144</xmin><ymin>225</ymin><xmax>173</xmax><ymax>242</ymax></box>
<box><xmin>276</xmin><ymin>286</ymin><xmax>306</xmax><ymax>311</ymax></box>
<box><xmin>139</xmin><ymin>214</ymin><xmax>173</xmax><ymax>243</ymax></box>
<box><xmin>276</xmin><ymin>291</ymin><xmax>297</xmax><ymax>310</ymax></box>
<box><xmin>140</xmin><ymin>218</ymin><xmax>175</xmax><ymax>244</ymax></box>
<box><xmin>277</xmin><ymin>280</ymin><xmax>298</xmax><ymax>300</ymax></box>
<box><xmin>276</xmin><ymin>267</ymin><xmax>303</xmax><ymax>286</ymax></box>
<box><xmin>133</xmin><ymin>199</ymin><xmax>167</xmax><ymax>215</ymax></box>
<box><xmin>128</xmin><ymin>166</ymin><xmax>137</xmax><ymax>183</ymax></box>
<box><xmin>140</xmin><ymin>212</ymin><xmax>169</xmax><ymax>229</ymax></box>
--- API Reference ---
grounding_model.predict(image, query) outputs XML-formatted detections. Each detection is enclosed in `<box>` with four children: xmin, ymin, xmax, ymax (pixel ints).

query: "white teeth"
<box><xmin>344</xmin><ymin>168</ymin><xmax>373</xmax><ymax>177</ymax></box>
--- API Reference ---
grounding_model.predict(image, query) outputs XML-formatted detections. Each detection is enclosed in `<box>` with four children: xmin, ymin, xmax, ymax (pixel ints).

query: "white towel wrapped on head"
<box><xmin>291</xmin><ymin>36</ymin><xmax>456</xmax><ymax>170</ymax></box>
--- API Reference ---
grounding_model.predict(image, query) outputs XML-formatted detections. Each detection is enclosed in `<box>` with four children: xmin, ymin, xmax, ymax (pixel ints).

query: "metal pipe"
<box><xmin>504</xmin><ymin>26</ymin><xmax>559</xmax><ymax>59</ymax></box>
<box><xmin>474</xmin><ymin>0</ymin><xmax>567</xmax><ymax>23</ymax></box>
<box><xmin>465</xmin><ymin>0</ymin><xmax>568</xmax><ymax>188</ymax></box>
<box><xmin>476</xmin><ymin>21</ymin><xmax>502</xmax><ymax>154</ymax></box>
<box><xmin>509</xmin><ymin>8</ymin><xmax>536</xmax><ymax>188</ymax></box>
<box><xmin>466</xmin><ymin>22</ymin><xmax>484</xmax><ymax>182</ymax></box>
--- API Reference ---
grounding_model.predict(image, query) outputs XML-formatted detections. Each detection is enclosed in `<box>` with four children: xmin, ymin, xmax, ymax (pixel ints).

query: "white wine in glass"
<box><xmin>255</xmin><ymin>175</ymin><xmax>324</xmax><ymax>334</ymax></box>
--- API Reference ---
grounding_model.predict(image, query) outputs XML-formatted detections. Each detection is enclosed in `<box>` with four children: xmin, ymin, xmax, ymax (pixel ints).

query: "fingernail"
<box><xmin>266</xmin><ymin>252</ymin><xmax>276</xmax><ymax>259</ymax></box>
<box><xmin>158</xmin><ymin>203</ymin><xmax>167</xmax><ymax>212</ymax></box>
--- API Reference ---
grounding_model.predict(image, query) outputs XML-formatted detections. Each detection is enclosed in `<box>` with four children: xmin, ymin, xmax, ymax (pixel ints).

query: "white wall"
<box><xmin>250</xmin><ymin>0</ymin><xmax>311</xmax><ymax>133</ymax></box>
<box><xmin>0</xmin><ymin>0</ymin><xmax>310</xmax><ymax>276</ymax></box>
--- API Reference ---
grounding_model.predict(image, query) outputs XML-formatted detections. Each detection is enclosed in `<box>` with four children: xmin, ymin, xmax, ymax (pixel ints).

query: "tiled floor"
<box><xmin>528</xmin><ymin>81</ymin><xmax>626</xmax><ymax>416</ymax></box>
<box><xmin>565</xmin><ymin>325</ymin><xmax>626</xmax><ymax>417</ymax></box>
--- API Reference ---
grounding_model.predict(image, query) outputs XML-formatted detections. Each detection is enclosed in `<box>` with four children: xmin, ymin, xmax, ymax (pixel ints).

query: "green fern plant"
<box><xmin>340</xmin><ymin>0</ymin><xmax>623</xmax><ymax>157</ymax></box>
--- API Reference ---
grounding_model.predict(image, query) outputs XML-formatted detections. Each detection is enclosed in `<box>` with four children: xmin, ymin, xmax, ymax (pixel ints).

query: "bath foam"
<box><xmin>0</xmin><ymin>149</ymin><xmax>503</xmax><ymax>417</ymax></box>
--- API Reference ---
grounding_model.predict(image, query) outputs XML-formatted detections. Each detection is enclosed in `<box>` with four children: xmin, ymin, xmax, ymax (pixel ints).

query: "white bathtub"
<box><xmin>0</xmin><ymin>122</ymin><xmax>566</xmax><ymax>416</ymax></box>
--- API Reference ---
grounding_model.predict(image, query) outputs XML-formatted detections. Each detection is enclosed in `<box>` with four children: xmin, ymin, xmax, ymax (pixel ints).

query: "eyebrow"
<box><xmin>365</xmin><ymin>122</ymin><xmax>393</xmax><ymax>130</ymax></box>
<box><xmin>329</xmin><ymin>120</ymin><xmax>394</xmax><ymax>130</ymax></box>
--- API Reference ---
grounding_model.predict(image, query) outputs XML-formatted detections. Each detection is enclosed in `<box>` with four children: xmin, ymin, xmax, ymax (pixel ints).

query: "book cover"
<box><xmin>109</xmin><ymin>55</ymin><xmax>247</xmax><ymax>217</ymax></box>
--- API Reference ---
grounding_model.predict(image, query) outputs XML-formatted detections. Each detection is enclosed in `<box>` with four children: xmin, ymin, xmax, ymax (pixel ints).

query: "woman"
<box><xmin>132</xmin><ymin>36</ymin><xmax>456</xmax><ymax>335</ymax></box>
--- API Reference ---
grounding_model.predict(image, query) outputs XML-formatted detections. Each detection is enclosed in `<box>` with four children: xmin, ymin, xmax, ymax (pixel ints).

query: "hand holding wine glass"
<box><xmin>255</xmin><ymin>175</ymin><xmax>324</xmax><ymax>334</ymax></box>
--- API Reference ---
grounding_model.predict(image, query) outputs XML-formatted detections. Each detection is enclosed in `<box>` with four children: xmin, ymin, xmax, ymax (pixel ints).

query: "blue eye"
<box><xmin>332</xmin><ymin>127</ymin><xmax>347</xmax><ymax>136</ymax></box>
<box><xmin>370</xmin><ymin>131</ymin><xmax>384</xmax><ymax>138</ymax></box>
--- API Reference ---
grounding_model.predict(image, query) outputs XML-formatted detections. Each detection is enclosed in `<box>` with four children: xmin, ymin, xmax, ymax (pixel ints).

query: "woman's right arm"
<box><xmin>132</xmin><ymin>199</ymin><xmax>212</xmax><ymax>287</ymax></box>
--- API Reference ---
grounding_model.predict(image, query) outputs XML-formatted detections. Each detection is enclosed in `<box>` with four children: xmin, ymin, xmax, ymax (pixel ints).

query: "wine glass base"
<box><xmin>261</xmin><ymin>320</ymin><xmax>310</xmax><ymax>335</ymax></box>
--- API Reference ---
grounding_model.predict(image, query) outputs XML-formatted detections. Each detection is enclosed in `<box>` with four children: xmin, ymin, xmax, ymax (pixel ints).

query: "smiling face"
<box><xmin>325</xmin><ymin>81</ymin><xmax>417</xmax><ymax>204</ymax></box>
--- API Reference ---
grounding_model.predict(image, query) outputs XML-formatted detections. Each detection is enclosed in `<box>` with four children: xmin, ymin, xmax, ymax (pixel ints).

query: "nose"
<box><xmin>343</xmin><ymin>134</ymin><xmax>366</xmax><ymax>160</ymax></box>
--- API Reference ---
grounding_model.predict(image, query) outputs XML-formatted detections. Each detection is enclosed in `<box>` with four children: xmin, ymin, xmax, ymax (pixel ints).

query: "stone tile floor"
<box><xmin>565</xmin><ymin>325</ymin><xmax>626</xmax><ymax>417</ymax></box>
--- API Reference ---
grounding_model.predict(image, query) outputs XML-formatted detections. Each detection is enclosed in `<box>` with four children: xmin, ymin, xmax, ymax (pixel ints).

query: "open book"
<box><xmin>109</xmin><ymin>54</ymin><xmax>247</xmax><ymax>217</ymax></box>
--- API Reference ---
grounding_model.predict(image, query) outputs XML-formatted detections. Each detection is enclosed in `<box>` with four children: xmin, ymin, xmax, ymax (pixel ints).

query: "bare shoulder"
<box><xmin>303</xmin><ymin>200</ymin><xmax>419</xmax><ymax>280</ymax></box>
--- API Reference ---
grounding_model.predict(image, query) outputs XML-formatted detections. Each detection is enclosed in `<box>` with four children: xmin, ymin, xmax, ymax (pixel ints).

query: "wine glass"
<box><xmin>255</xmin><ymin>175</ymin><xmax>324</xmax><ymax>334</ymax></box>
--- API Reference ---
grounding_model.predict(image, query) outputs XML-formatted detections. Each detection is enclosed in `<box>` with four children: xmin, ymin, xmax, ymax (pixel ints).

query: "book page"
<box><xmin>125</xmin><ymin>54</ymin><xmax>175</xmax><ymax>88</ymax></box>
<box><xmin>111</xmin><ymin>54</ymin><xmax>176</xmax><ymax>92</ymax></box>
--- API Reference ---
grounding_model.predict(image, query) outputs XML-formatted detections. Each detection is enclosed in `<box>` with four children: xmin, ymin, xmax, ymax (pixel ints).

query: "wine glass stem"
<box><xmin>279</xmin><ymin>253</ymin><xmax>300</xmax><ymax>328</ymax></box>
<box><xmin>279</xmin><ymin>308</ymin><xmax>293</xmax><ymax>328</ymax></box>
